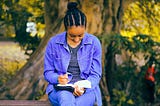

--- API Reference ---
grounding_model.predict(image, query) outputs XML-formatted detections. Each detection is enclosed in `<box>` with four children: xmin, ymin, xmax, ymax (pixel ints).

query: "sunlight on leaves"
<box><xmin>121</xmin><ymin>1</ymin><xmax>160</xmax><ymax>42</ymax></box>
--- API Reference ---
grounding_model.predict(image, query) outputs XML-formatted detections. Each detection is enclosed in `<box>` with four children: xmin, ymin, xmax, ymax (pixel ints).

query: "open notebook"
<box><xmin>54</xmin><ymin>80</ymin><xmax>91</xmax><ymax>92</ymax></box>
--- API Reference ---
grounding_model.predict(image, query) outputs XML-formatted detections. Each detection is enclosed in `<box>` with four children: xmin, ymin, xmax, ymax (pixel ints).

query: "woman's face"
<box><xmin>67</xmin><ymin>26</ymin><xmax>85</xmax><ymax>44</ymax></box>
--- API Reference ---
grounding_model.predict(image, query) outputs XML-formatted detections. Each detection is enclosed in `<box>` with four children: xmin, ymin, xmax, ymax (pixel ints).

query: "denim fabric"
<box><xmin>48</xmin><ymin>89</ymin><xmax>96</xmax><ymax>106</ymax></box>
<box><xmin>44</xmin><ymin>31</ymin><xmax>102</xmax><ymax>106</ymax></box>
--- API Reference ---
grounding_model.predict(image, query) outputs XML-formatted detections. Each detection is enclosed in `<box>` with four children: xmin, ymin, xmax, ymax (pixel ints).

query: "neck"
<box><xmin>67</xmin><ymin>40</ymin><xmax>81</xmax><ymax>48</ymax></box>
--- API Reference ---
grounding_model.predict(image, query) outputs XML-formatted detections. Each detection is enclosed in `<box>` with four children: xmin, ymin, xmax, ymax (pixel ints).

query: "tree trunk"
<box><xmin>0</xmin><ymin>0</ymin><xmax>134</xmax><ymax>105</ymax></box>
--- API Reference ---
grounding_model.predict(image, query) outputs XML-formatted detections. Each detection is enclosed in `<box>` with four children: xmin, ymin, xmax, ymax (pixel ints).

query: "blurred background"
<box><xmin>0</xmin><ymin>0</ymin><xmax>160</xmax><ymax>105</ymax></box>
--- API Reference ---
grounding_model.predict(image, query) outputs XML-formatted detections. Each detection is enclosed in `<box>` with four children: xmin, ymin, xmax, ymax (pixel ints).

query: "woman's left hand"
<box><xmin>73</xmin><ymin>85</ymin><xmax>85</xmax><ymax>96</ymax></box>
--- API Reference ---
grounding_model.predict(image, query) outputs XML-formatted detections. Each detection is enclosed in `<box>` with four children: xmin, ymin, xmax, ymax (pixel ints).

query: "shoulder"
<box><xmin>47</xmin><ymin>32</ymin><xmax>66</xmax><ymax>45</ymax></box>
<box><xmin>84</xmin><ymin>33</ymin><xmax>101</xmax><ymax>44</ymax></box>
<box><xmin>83</xmin><ymin>33</ymin><xmax>102</xmax><ymax>52</ymax></box>
<box><xmin>85</xmin><ymin>33</ymin><xmax>99</xmax><ymax>39</ymax></box>
<box><xmin>45</xmin><ymin>32</ymin><xmax>66</xmax><ymax>51</ymax></box>
<box><xmin>49</xmin><ymin>32</ymin><xmax>66</xmax><ymax>42</ymax></box>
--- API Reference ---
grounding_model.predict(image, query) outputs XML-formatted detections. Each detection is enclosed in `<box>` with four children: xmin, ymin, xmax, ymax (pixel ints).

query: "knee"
<box><xmin>58</xmin><ymin>91</ymin><xmax>75</xmax><ymax>105</ymax></box>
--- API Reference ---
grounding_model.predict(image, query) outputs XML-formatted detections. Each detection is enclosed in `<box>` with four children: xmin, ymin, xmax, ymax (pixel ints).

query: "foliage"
<box><xmin>121</xmin><ymin>1</ymin><xmax>160</xmax><ymax>41</ymax></box>
<box><xmin>0</xmin><ymin>60</ymin><xmax>25</xmax><ymax>86</ymax></box>
<box><xmin>0</xmin><ymin>0</ymin><xmax>44</xmax><ymax>55</ymax></box>
<box><xmin>0</xmin><ymin>43</ymin><xmax>27</xmax><ymax>86</ymax></box>
<box><xmin>103</xmin><ymin>34</ymin><xmax>160</xmax><ymax>105</ymax></box>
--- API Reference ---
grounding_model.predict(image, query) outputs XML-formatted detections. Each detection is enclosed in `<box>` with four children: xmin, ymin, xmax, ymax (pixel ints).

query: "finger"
<box><xmin>73</xmin><ymin>88</ymin><xmax>79</xmax><ymax>96</ymax></box>
<box><xmin>59</xmin><ymin>74</ymin><xmax>68</xmax><ymax>79</ymax></box>
<box><xmin>63</xmin><ymin>74</ymin><xmax>68</xmax><ymax>78</ymax></box>
<box><xmin>74</xmin><ymin>88</ymin><xmax>82</xmax><ymax>96</ymax></box>
<box><xmin>59</xmin><ymin>74</ymin><xmax>68</xmax><ymax>78</ymax></box>
<box><xmin>58</xmin><ymin>78</ymin><xmax>68</xmax><ymax>84</ymax></box>
<box><xmin>58</xmin><ymin>75</ymin><xmax>68</xmax><ymax>80</ymax></box>
<box><xmin>73</xmin><ymin>92</ymin><xmax>77</xmax><ymax>96</ymax></box>
<box><xmin>77</xmin><ymin>90</ymin><xmax>84</xmax><ymax>96</ymax></box>
<box><xmin>80</xmin><ymin>88</ymin><xmax>85</xmax><ymax>91</ymax></box>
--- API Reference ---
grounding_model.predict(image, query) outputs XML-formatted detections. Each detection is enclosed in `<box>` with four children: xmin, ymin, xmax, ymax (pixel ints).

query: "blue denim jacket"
<box><xmin>44</xmin><ymin>32</ymin><xmax>102</xmax><ymax>105</ymax></box>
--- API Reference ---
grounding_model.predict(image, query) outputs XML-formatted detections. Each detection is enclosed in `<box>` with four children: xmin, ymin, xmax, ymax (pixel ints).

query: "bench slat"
<box><xmin>0</xmin><ymin>100</ymin><xmax>51</xmax><ymax>106</ymax></box>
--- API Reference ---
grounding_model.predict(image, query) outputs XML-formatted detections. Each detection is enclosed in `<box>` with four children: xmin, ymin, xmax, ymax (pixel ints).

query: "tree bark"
<box><xmin>0</xmin><ymin>0</ymin><xmax>135</xmax><ymax>104</ymax></box>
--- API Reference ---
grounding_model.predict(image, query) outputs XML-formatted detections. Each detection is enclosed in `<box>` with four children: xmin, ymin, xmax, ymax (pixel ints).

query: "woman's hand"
<box><xmin>73</xmin><ymin>85</ymin><xmax>85</xmax><ymax>96</ymax></box>
<box><xmin>58</xmin><ymin>74</ymin><xmax>68</xmax><ymax>85</ymax></box>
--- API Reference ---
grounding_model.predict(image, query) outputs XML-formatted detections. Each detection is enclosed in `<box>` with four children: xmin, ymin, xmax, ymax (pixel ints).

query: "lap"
<box><xmin>75</xmin><ymin>90</ymin><xmax>96</xmax><ymax>106</ymax></box>
<box><xmin>48</xmin><ymin>89</ymin><xmax>96</xmax><ymax>106</ymax></box>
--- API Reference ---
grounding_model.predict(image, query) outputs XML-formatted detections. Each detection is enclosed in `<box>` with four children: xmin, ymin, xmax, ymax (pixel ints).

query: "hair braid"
<box><xmin>64</xmin><ymin>2</ymin><xmax>87</xmax><ymax>30</ymax></box>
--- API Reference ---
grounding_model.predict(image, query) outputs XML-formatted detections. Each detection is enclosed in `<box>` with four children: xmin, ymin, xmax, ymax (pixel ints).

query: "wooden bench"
<box><xmin>0</xmin><ymin>100</ymin><xmax>51</xmax><ymax>106</ymax></box>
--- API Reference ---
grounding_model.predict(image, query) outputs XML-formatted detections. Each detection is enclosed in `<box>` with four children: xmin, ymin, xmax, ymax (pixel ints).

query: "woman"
<box><xmin>44</xmin><ymin>2</ymin><xmax>102</xmax><ymax>106</ymax></box>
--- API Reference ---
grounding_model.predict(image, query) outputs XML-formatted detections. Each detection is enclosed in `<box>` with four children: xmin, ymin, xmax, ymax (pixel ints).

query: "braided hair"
<box><xmin>64</xmin><ymin>2</ymin><xmax>87</xmax><ymax>30</ymax></box>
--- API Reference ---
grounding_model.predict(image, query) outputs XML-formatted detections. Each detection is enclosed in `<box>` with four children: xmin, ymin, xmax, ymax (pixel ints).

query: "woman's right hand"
<box><xmin>58</xmin><ymin>74</ymin><xmax>68</xmax><ymax>85</ymax></box>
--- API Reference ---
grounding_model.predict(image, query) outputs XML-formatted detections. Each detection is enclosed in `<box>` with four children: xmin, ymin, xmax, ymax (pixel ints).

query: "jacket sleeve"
<box><xmin>43</xmin><ymin>40</ymin><xmax>59</xmax><ymax>85</ymax></box>
<box><xmin>87</xmin><ymin>37</ymin><xmax>102</xmax><ymax>89</ymax></box>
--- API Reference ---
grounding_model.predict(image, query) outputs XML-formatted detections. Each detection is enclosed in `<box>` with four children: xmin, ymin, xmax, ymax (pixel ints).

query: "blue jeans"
<box><xmin>48</xmin><ymin>89</ymin><xmax>96</xmax><ymax>106</ymax></box>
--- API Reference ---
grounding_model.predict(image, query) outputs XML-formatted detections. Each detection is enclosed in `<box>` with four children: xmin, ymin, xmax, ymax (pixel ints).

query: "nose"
<box><xmin>73</xmin><ymin>37</ymin><xmax>80</xmax><ymax>42</ymax></box>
